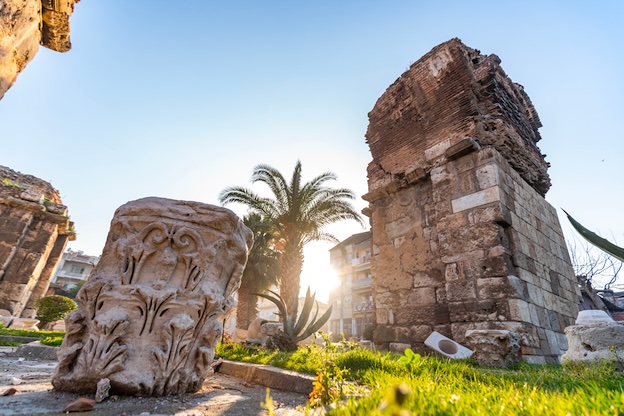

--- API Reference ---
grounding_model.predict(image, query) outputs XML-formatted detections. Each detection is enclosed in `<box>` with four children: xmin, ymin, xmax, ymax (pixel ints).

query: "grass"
<box><xmin>0</xmin><ymin>325</ymin><xmax>65</xmax><ymax>340</ymax></box>
<box><xmin>217</xmin><ymin>341</ymin><xmax>624</xmax><ymax>415</ymax></box>
<box><xmin>40</xmin><ymin>335</ymin><xmax>64</xmax><ymax>347</ymax></box>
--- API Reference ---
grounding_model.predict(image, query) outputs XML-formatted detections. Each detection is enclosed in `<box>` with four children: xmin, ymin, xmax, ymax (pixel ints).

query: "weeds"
<box><xmin>2</xmin><ymin>178</ymin><xmax>21</xmax><ymax>188</ymax></box>
<box><xmin>260</xmin><ymin>388</ymin><xmax>276</xmax><ymax>416</ymax></box>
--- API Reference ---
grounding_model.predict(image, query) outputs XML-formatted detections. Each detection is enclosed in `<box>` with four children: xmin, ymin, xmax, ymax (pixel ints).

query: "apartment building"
<box><xmin>328</xmin><ymin>231</ymin><xmax>373</xmax><ymax>340</ymax></box>
<box><xmin>51</xmin><ymin>249</ymin><xmax>100</xmax><ymax>291</ymax></box>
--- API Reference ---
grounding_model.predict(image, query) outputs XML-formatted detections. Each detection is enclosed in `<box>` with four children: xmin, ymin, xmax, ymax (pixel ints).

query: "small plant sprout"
<box><xmin>398</xmin><ymin>348</ymin><xmax>421</xmax><ymax>372</ymax></box>
<box><xmin>2</xmin><ymin>178</ymin><xmax>21</xmax><ymax>188</ymax></box>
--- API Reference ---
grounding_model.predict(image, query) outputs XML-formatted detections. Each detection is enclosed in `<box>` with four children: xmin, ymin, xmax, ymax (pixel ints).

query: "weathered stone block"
<box><xmin>410</xmin><ymin>325</ymin><xmax>434</xmax><ymax>342</ymax></box>
<box><xmin>444</xmin><ymin>138</ymin><xmax>481</xmax><ymax>161</ymax></box>
<box><xmin>445</xmin><ymin>280</ymin><xmax>476</xmax><ymax>301</ymax></box>
<box><xmin>389</xmin><ymin>343</ymin><xmax>412</xmax><ymax>354</ymax></box>
<box><xmin>449</xmin><ymin>299</ymin><xmax>508</xmax><ymax>323</ymax></box>
<box><xmin>465</xmin><ymin>330</ymin><xmax>521</xmax><ymax>368</ymax></box>
<box><xmin>52</xmin><ymin>198</ymin><xmax>253</xmax><ymax>396</ymax></box>
<box><xmin>508</xmin><ymin>299</ymin><xmax>533</xmax><ymax>323</ymax></box>
<box><xmin>560</xmin><ymin>322</ymin><xmax>624</xmax><ymax>368</ymax></box>
<box><xmin>477</xmin><ymin>277</ymin><xmax>509</xmax><ymax>299</ymax></box>
<box><xmin>407</xmin><ymin>286</ymin><xmax>437</xmax><ymax>306</ymax></box>
<box><xmin>451</xmin><ymin>187</ymin><xmax>501</xmax><ymax>213</ymax></box>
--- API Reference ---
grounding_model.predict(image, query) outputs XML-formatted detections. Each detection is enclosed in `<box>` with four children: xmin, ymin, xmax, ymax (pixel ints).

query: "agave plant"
<box><xmin>256</xmin><ymin>287</ymin><xmax>333</xmax><ymax>351</ymax></box>
<box><xmin>563</xmin><ymin>209</ymin><xmax>624</xmax><ymax>262</ymax></box>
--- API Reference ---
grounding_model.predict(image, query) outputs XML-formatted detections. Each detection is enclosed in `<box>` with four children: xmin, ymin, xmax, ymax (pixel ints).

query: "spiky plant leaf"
<box><xmin>297</xmin><ymin>303</ymin><xmax>333</xmax><ymax>341</ymax></box>
<box><xmin>293</xmin><ymin>287</ymin><xmax>316</xmax><ymax>335</ymax></box>
<box><xmin>255</xmin><ymin>292</ymin><xmax>288</xmax><ymax>323</ymax></box>
<box><xmin>563</xmin><ymin>209</ymin><xmax>624</xmax><ymax>262</ymax></box>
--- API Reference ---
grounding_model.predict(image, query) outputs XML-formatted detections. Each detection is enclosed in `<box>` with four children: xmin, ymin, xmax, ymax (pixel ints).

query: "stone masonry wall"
<box><xmin>0</xmin><ymin>0</ymin><xmax>41</xmax><ymax>100</ymax></box>
<box><xmin>0</xmin><ymin>165</ymin><xmax>75</xmax><ymax>317</ymax></box>
<box><xmin>0</xmin><ymin>0</ymin><xmax>79</xmax><ymax>100</ymax></box>
<box><xmin>364</xmin><ymin>39</ymin><xmax>578</xmax><ymax>363</ymax></box>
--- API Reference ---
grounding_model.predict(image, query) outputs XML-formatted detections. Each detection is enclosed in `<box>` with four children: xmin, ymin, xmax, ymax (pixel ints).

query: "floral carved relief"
<box><xmin>52</xmin><ymin>198</ymin><xmax>253</xmax><ymax>396</ymax></box>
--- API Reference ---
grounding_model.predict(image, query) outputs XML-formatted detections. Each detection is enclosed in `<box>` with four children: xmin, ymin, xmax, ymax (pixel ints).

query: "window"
<box><xmin>343</xmin><ymin>319</ymin><xmax>352</xmax><ymax>337</ymax></box>
<box><xmin>70</xmin><ymin>266</ymin><xmax>85</xmax><ymax>274</ymax></box>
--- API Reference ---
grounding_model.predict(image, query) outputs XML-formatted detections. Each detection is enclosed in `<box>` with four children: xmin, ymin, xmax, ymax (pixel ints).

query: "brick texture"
<box><xmin>364</xmin><ymin>40</ymin><xmax>578</xmax><ymax>363</ymax></box>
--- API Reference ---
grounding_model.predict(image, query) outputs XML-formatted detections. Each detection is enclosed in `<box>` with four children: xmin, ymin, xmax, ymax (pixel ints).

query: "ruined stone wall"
<box><xmin>0</xmin><ymin>0</ymin><xmax>79</xmax><ymax>100</ymax></box>
<box><xmin>0</xmin><ymin>165</ymin><xmax>75</xmax><ymax>317</ymax></box>
<box><xmin>0</xmin><ymin>0</ymin><xmax>41</xmax><ymax>100</ymax></box>
<box><xmin>365</xmin><ymin>39</ymin><xmax>579</xmax><ymax>363</ymax></box>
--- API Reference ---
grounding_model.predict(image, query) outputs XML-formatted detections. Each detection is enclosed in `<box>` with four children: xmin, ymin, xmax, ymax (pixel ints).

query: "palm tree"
<box><xmin>220</xmin><ymin>160</ymin><xmax>363</xmax><ymax>317</ymax></box>
<box><xmin>236</xmin><ymin>213</ymin><xmax>280</xmax><ymax>331</ymax></box>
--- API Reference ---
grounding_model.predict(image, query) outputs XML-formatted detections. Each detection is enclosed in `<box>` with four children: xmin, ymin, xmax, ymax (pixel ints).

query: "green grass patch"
<box><xmin>40</xmin><ymin>335</ymin><xmax>64</xmax><ymax>347</ymax></box>
<box><xmin>0</xmin><ymin>339</ymin><xmax>21</xmax><ymax>347</ymax></box>
<box><xmin>217</xmin><ymin>342</ymin><xmax>624</xmax><ymax>415</ymax></box>
<box><xmin>0</xmin><ymin>326</ymin><xmax>65</xmax><ymax>339</ymax></box>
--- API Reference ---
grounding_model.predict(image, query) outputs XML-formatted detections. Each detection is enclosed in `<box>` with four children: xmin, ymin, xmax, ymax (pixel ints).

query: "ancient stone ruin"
<box><xmin>363</xmin><ymin>38</ymin><xmax>579</xmax><ymax>363</ymax></box>
<box><xmin>52</xmin><ymin>197</ymin><xmax>253</xmax><ymax>396</ymax></box>
<box><xmin>0</xmin><ymin>165</ymin><xmax>75</xmax><ymax>318</ymax></box>
<box><xmin>0</xmin><ymin>0</ymin><xmax>80</xmax><ymax>99</ymax></box>
<box><xmin>562</xmin><ymin>310</ymin><xmax>624</xmax><ymax>369</ymax></box>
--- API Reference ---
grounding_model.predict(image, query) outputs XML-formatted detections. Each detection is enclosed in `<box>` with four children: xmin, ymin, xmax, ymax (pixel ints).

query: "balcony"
<box><xmin>351</xmin><ymin>277</ymin><xmax>372</xmax><ymax>289</ymax></box>
<box><xmin>352</xmin><ymin>301</ymin><xmax>373</xmax><ymax>314</ymax></box>
<box><xmin>57</xmin><ymin>271</ymin><xmax>87</xmax><ymax>279</ymax></box>
<box><xmin>351</xmin><ymin>254</ymin><xmax>371</xmax><ymax>267</ymax></box>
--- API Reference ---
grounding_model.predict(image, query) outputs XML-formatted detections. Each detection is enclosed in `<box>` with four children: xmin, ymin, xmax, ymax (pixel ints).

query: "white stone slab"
<box><xmin>424</xmin><ymin>331</ymin><xmax>473</xmax><ymax>359</ymax></box>
<box><xmin>451</xmin><ymin>187</ymin><xmax>501</xmax><ymax>213</ymax></box>
<box><xmin>576</xmin><ymin>310</ymin><xmax>613</xmax><ymax>325</ymax></box>
<box><xmin>425</xmin><ymin>139</ymin><xmax>451</xmax><ymax>161</ymax></box>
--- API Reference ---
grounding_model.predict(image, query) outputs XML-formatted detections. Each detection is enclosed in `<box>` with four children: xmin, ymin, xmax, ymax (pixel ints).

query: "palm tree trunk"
<box><xmin>236</xmin><ymin>279</ymin><xmax>258</xmax><ymax>331</ymax></box>
<box><xmin>279</xmin><ymin>240</ymin><xmax>303</xmax><ymax>317</ymax></box>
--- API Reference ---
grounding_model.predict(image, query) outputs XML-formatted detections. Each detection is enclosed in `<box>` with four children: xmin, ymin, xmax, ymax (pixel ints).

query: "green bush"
<box><xmin>34</xmin><ymin>295</ymin><xmax>77</xmax><ymax>327</ymax></box>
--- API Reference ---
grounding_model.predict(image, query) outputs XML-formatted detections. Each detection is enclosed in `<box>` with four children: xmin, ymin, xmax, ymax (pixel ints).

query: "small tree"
<box><xmin>568</xmin><ymin>235</ymin><xmax>622</xmax><ymax>290</ymax></box>
<box><xmin>35</xmin><ymin>295</ymin><xmax>77</xmax><ymax>327</ymax></box>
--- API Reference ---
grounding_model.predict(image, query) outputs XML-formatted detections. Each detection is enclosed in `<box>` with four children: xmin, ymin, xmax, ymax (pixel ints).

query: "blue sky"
<box><xmin>1</xmin><ymin>1</ymin><xmax>622</xmax><ymax>297</ymax></box>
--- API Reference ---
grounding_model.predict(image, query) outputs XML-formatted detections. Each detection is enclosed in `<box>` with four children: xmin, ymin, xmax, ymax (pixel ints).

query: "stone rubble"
<box><xmin>561</xmin><ymin>311</ymin><xmax>624</xmax><ymax>369</ymax></box>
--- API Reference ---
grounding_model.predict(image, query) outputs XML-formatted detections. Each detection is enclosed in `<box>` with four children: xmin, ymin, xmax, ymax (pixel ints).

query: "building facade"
<box><xmin>51</xmin><ymin>249</ymin><xmax>100</xmax><ymax>292</ymax></box>
<box><xmin>328</xmin><ymin>231</ymin><xmax>373</xmax><ymax>340</ymax></box>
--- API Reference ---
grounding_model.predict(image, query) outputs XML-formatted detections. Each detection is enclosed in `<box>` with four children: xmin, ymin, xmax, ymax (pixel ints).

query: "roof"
<box><xmin>329</xmin><ymin>231</ymin><xmax>371</xmax><ymax>252</ymax></box>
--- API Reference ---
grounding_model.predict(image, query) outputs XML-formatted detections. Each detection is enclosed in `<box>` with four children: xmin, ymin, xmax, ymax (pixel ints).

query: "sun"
<box><xmin>299</xmin><ymin>244</ymin><xmax>339</xmax><ymax>304</ymax></box>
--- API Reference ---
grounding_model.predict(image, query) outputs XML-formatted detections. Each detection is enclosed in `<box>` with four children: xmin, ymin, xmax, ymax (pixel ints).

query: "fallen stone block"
<box><xmin>424</xmin><ymin>331</ymin><xmax>473</xmax><ymax>359</ymax></box>
<box><xmin>465</xmin><ymin>329</ymin><xmax>520</xmax><ymax>368</ymax></box>
<box><xmin>561</xmin><ymin>321</ymin><xmax>624</xmax><ymax>368</ymax></box>
<box><xmin>217</xmin><ymin>360</ymin><xmax>314</xmax><ymax>395</ymax></box>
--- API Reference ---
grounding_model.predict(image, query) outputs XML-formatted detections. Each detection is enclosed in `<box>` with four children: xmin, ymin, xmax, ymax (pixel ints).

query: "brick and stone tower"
<box><xmin>364</xmin><ymin>39</ymin><xmax>579</xmax><ymax>363</ymax></box>
<box><xmin>0</xmin><ymin>165</ymin><xmax>76</xmax><ymax>318</ymax></box>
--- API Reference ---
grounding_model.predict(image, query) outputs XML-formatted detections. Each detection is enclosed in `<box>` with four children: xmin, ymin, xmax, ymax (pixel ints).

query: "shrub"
<box><xmin>34</xmin><ymin>295</ymin><xmax>77</xmax><ymax>327</ymax></box>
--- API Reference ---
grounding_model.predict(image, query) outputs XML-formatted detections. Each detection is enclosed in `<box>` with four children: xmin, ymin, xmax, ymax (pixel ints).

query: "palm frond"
<box><xmin>563</xmin><ymin>209</ymin><xmax>624</xmax><ymax>262</ymax></box>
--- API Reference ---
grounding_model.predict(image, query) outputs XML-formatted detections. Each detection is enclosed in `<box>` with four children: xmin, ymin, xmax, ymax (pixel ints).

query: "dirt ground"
<box><xmin>0</xmin><ymin>347</ymin><xmax>308</xmax><ymax>416</ymax></box>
